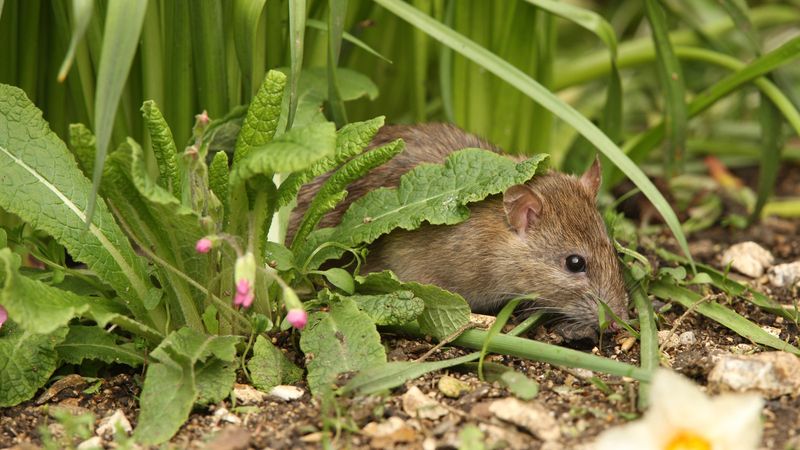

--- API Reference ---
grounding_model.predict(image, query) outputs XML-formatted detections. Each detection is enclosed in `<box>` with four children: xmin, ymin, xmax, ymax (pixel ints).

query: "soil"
<box><xmin>2</xmin><ymin>163</ymin><xmax>800</xmax><ymax>450</ymax></box>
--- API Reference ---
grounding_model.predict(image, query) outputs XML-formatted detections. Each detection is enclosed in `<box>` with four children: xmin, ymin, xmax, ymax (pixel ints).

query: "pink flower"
<box><xmin>286</xmin><ymin>308</ymin><xmax>307</xmax><ymax>330</ymax></box>
<box><xmin>195</xmin><ymin>238</ymin><xmax>214</xmax><ymax>253</ymax></box>
<box><xmin>234</xmin><ymin>279</ymin><xmax>254</xmax><ymax>308</ymax></box>
<box><xmin>195</xmin><ymin>110</ymin><xmax>210</xmax><ymax>126</ymax></box>
<box><xmin>0</xmin><ymin>305</ymin><xmax>7</xmax><ymax>330</ymax></box>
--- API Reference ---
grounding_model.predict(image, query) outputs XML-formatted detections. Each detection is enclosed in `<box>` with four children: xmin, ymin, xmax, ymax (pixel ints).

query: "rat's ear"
<box><xmin>580</xmin><ymin>156</ymin><xmax>602</xmax><ymax>198</ymax></box>
<box><xmin>503</xmin><ymin>184</ymin><xmax>543</xmax><ymax>236</ymax></box>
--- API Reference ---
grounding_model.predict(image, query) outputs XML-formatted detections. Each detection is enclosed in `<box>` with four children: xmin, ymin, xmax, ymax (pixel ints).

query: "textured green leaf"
<box><xmin>233</xmin><ymin>70</ymin><xmax>287</xmax><ymax>167</ymax></box>
<box><xmin>208</xmin><ymin>150</ymin><xmax>229</xmax><ymax>213</ymax></box>
<box><xmin>349</xmin><ymin>290</ymin><xmax>425</xmax><ymax>326</ymax></box>
<box><xmin>141</xmin><ymin>100</ymin><xmax>181</xmax><ymax>194</ymax></box>
<box><xmin>0</xmin><ymin>323</ymin><xmax>68</xmax><ymax>407</ymax></box>
<box><xmin>231</xmin><ymin>122</ymin><xmax>337</xmax><ymax>186</ymax></box>
<box><xmin>56</xmin><ymin>325</ymin><xmax>146</xmax><ymax>367</ymax></box>
<box><xmin>292</xmin><ymin>139</ymin><xmax>404</xmax><ymax>247</ymax></box>
<box><xmin>298</xmin><ymin>150</ymin><xmax>548</xmax><ymax>269</ymax></box>
<box><xmin>0</xmin><ymin>85</ymin><xmax>159</xmax><ymax>328</ymax></box>
<box><xmin>264</xmin><ymin>242</ymin><xmax>296</xmax><ymax>271</ymax></box>
<box><xmin>151</xmin><ymin>328</ymin><xmax>240</xmax><ymax>365</ymax></box>
<box><xmin>319</xmin><ymin>268</ymin><xmax>354</xmax><ymax>294</ymax></box>
<box><xmin>300</xmin><ymin>298</ymin><xmax>386</xmax><ymax>395</ymax></box>
<box><xmin>135</xmin><ymin>362</ymin><xmax>195</xmax><ymax>444</ymax></box>
<box><xmin>356</xmin><ymin>271</ymin><xmax>470</xmax><ymax>340</ymax></box>
<box><xmin>195</xmin><ymin>359</ymin><xmax>236</xmax><ymax>406</ymax></box>
<box><xmin>277</xmin><ymin>116</ymin><xmax>385</xmax><ymax>208</ymax></box>
<box><xmin>247</xmin><ymin>335</ymin><xmax>303</xmax><ymax>391</ymax></box>
<box><xmin>68</xmin><ymin>123</ymin><xmax>96</xmax><ymax>178</ymax></box>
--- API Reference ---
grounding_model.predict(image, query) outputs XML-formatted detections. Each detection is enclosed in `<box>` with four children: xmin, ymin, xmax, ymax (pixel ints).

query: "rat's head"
<box><xmin>498</xmin><ymin>157</ymin><xmax>628</xmax><ymax>344</ymax></box>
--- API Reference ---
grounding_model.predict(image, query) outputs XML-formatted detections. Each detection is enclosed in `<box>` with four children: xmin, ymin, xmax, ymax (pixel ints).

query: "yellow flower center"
<box><xmin>664</xmin><ymin>431</ymin><xmax>712</xmax><ymax>450</ymax></box>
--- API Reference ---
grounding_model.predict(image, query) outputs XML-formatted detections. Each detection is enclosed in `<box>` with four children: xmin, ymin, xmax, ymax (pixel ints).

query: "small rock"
<box><xmin>76</xmin><ymin>436</ymin><xmax>103</xmax><ymax>450</ymax></box>
<box><xmin>620</xmin><ymin>336</ymin><xmax>636</xmax><ymax>352</ymax></box>
<box><xmin>768</xmin><ymin>261</ymin><xmax>800</xmax><ymax>288</ymax></box>
<box><xmin>438</xmin><ymin>375</ymin><xmax>471</xmax><ymax>398</ymax></box>
<box><xmin>761</xmin><ymin>326</ymin><xmax>782</xmax><ymax>338</ymax></box>
<box><xmin>232</xmin><ymin>383</ymin><xmax>267</xmax><ymax>405</ymax></box>
<box><xmin>213</xmin><ymin>407</ymin><xmax>242</xmax><ymax>425</ymax></box>
<box><xmin>96</xmin><ymin>409</ymin><xmax>132</xmax><ymax>437</ymax></box>
<box><xmin>469</xmin><ymin>313</ymin><xmax>496</xmax><ymax>329</ymax></box>
<box><xmin>268</xmin><ymin>385</ymin><xmax>304</xmax><ymax>401</ymax></box>
<box><xmin>402</xmin><ymin>386</ymin><xmax>448</xmax><ymax>420</ymax></box>
<box><xmin>204</xmin><ymin>426</ymin><xmax>251</xmax><ymax>450</ymax></box>
<box><xmin>362</xmin><ymin>417</ymin><xmax>417</xmax><ymax>447</ymax></box>
<box><xmin>679</xmin><ymin>331</ymin><xmax>696</xmax><ymax>346</ymax></box>
<box><xmin>657</xmin><ymin>330</ymin><xmax>680</xmax><ymax>349</ymax></box>
<box><xmin>720</xmin><ymin>241</ymin><xmax>774</xmax><ymax>278</ymax></box>
<box><xmin>572</xmin><ymin>368</ymin><xmax>594</xmax><ymax>379</ymax></box>
<box><xmin>708</xmin><ymin>351</ymin><xmax>800</xmax><ymax>398</ymax></box>
<box><xmin>479</xmin><ymin>423</ymin><xmax>529</xmax><ymax>450</ymax></box>
<box><xmin>488</xmin><ymin>397</ymin><xmax>561</xmax><ymax>442</ymax></box>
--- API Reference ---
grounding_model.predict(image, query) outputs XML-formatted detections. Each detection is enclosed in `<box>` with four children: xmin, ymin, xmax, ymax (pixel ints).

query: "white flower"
<box><xmin>592</xmin><ymin>369</ymin><xmax>763</xmax><ymax>450</ymax></box>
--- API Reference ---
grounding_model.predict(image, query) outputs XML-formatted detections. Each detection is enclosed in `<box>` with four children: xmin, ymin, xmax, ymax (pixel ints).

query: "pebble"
<box><xmin>76</xmin><ymin>436</ymin><xmax>103</xmax><ymax>450</ymax></box>
<box><xmin>679</xmin><ymin>331</ymin><xmax>696</xmax><ymax>346</ymax></box>
<box><xmin>767</xmin><ymin>261</ymin><xmax>800</xmax><ymax>288</ymax></box>
<box><xmin>96</xmin><ymin>409</ymin><xmax>132</xmax><ymax>437</ymax></box>
<box><xmin>213</xmin><ymin>407</ymin><xmax>242</xmax><ymax>425</ymax></box>
<box><xmin>402</xmin><ymin>386</ymin><xmax>448</xmax><ymax>420</ymax></box>
<box><xmin>708</xmin><ymin>351</ymin><xmax>800</xmax><ymax>398</ymax></box>
<box><xmin>657</xmin><ymin>330</ymin><xmax>680</xmax><ymax>349</ymax></box>
<box><xmin>438</xmin><ymin>375</ymin><xmax>471</xmax><ymax>398</ymax></box>
<box><xmin>204</xmin><ymin>426</ymin><xmax>252</xmax><ymax>450</ymax></box>
<box><xmin>720</xmin><ymin>241</ymin><xmax>774</xmax><ymax>278</ymax></box>
<box><xmin>488</xmin><ymin>397</ymin><xmax>561</xmax><ymax>442</ymax></box>
<box><xmin>761</xmin><ymin>326</ymin><xmax>782</xmax><ymax>338</ymax></box>
<box><xmin>362</xmin><ymin>417</ymin><xmax>417</xmax><ymax>447</ymax></box>
<box><xmin>268</xmin><ymin>385</ymin><xmax>304</xmax><ymax>401</ymax></box>
<box><xmin>232</xmin><ymin>383</ymin><xmax>267</xmax><ymax>405</ymax></box>
<box><xmin>620</xmin><ymin>336</ymin><xmax>636</xmax><ymax>352</ymax></box>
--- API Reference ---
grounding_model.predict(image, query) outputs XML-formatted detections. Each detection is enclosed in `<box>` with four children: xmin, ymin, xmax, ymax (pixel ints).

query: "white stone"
<box><xmin>768</xmin><ymin>261</ymin><xmax>800</xmax><ymax>288</ymax></box>
<box><xmin>720</xmin><ymin>241</ymin><xmax>774</xmax><ymax>278</ymax></box>
<box><xmin>488</xmin><ymin>397</ymin><xmax>561</xmax><ymax>442</ymax></box>
<box><xmin>679</xmin><ymin>331</ymin><xmax>696</xmax><ymax>346</ymax></box>
<box><xmin>268</xmin><ymin>385</ymin><xmax>305</xmax><ymax>401</ymax></box>
<box><xmin>402</xmin><ymin>386</ymin><xmax>448</xmax><ymax>420</ymax></box>
<box><xmin>657</xmin><ymin>330</ymin><xmax>680</xmax><ymax>349</ymax></box>
<box><xmin>77</xmin><ymin>436</ymin><xmax>103</xmax><ymax>450</ymax></box>
<box><xmin>96</xmin><ymin>409</ymin><xmax>132</xmax><ymax>437</ymax></box>
<box><xmin>708</xmin><ymin>351</ymin><xmax>800</xmax><ymax>398</ymax></box>
<box><xmin>232</xmin><ymin>383</ymin><xmax>267</xmax><ymax>404</ymax></box>
<box><xmin>213</xmin><ymin>407</ymin><xmax>242</xmax><ymax>425</ymax></box>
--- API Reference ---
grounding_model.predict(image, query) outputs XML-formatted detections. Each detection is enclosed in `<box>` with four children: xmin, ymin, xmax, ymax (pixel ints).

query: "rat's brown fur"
<box><xmin>289</xmin><ymin>123</ymin><xmax>629</xmax><ymax>342</ymax></box>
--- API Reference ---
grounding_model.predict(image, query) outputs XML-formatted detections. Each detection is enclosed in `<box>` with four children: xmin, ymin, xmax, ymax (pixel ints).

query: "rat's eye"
<box><xmin>565</xmin><ymin>254</ymin><xmax>586</xmax><ymax>273</ymax></box>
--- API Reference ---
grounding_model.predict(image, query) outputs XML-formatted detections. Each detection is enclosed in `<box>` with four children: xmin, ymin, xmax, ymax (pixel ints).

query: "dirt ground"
<box><xmin>2</xmin><ymin>163</ymin><xmax>800</xmax><ymax>450</ymax></box>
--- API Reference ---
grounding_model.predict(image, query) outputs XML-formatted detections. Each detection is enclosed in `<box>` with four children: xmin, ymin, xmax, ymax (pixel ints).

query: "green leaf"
<box><xmin>195</xmin><ymin>359</ymin><xmax>237</xmax><ymax>406</ymax></box>
<box><xmin>56</xmin><ymin>0</ymin><xmax>93</xmax><ymax>82</ymax></box>
<box><xmin>231</xmin><ymin>122</ymin><xmax>337</xmax><ymax>187</ymax></box>
<box><xmin>356</xmin><ymin>271</ymin><xmax>470</xmax><ymax>340</ymax></box>
<box><xmin>298</xmin><ymin>150</ymin><xmax>548</xmax><ymax>269</ymax></box>
<box><xmin>68</xmin><ymin>123</ymin><xmax>96</xmax><ymax>179</ymax></box>
<box><xmin>151</xmin><ymin>328</ymin><xmax>240</xmax><ymax>365</ymax></box>
<box><xmin>264</xmin><ymin>242</ymin><xmax>296</xmax><ymax>271</ymax></box>
<box><xmin>632</xmin><ymin>278</ymin><xmax>658</xmax><ymax>410</ymax></box>
<box><xmin>650</xmin><ymin>280</ymin><xmax>800</xmax><ymax>356</ymax></box>
<box><xmin>134</xmin><ymin>362</ymin><xmax>195</xmax><ymax>445</ymax></box>
<box><xmin>208</xmin><ymin>151</ymin><xmax>230</xmax><ymax>214</ymax></box>
<box><xmin>233</xmin><ymin>70</ymin><xmax>286</xmax><ymax>167</ymax></box>
<box><xmin>305</xmin><ymin>19</ymin><xmax>392</xmax><ymax>63</ymax></box>
<box><xmin>141</xmin><ymin>100</ymin><xmax>181</xmax><ymax>194</ymax></box>
<box><xmin>276</xmin><ymin>116</ymin><xmax>385</xmax><ymax>209</ymax></box>
<box><xmin>300</xmin><ymin>298</ymin><xmax>386</xmax><ymax>395</ymax></box>
<box><xmin>188</xmin><ymin>0</ymin><xmax>227</xmax><ymax>117</ymax></box>
<box><xmin>232</xmin><ymin>0</ymin><xmax>268</xmax><ymax>96</ymax></box>
<box><xmin>521</xmin><ymin>0</ymin><xmax>616</xmax><ymax>57</ymax></box>
<box><xmin>56</xmin><ymin>325</ymin><xmax>146</xmax><ymax>367</ymax></box>
<box><xmin>87</xmin><ymin>0</ymin><xmax>147</xmax><ymax>225</ymax></box>
<box><xmin>247</xmin><ymin>336</ymin><xmax>303</xmax><ymax>391</ymax></box>
<box><xmin>644</xmin><ymin>0</ymin><xmax>688</xmax><ymax>177</ymax></box>
<box><xmin>348</xmin><ymin>290</ymin><xmax>425</xmax><ymax>326</ymax></box>
<box><xmin>319</xmin><ymin>268</ymin><xmax>355</xmax><ymax>294</ymax></box>
<box><xmin>499</xmin><ymin>370</ymin><xmax>539</xmax><ymax>400</ymax></box>
<box><xmin>291</xmin><ymin>139</ymin><xmax>404</xmax><ymax>247</ymax></box>
<box><xmin>0</xmin><ymin>323</ymin><xmax>68</xmax><ymax>407</ymax></box>
<box><xmin>373</xmin><ymin>0</ymin><xmax>695</xmax><ymax>270</ymax></box>
<box><xmin>0</xmin><ymin>85</ymin><xmax>160</xmax><ymax>329</ymax></box>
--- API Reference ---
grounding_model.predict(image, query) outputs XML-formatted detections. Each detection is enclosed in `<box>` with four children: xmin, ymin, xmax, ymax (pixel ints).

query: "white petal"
<box><xmin>647</xmin><ymin>369</ymin><xmax>717</xmax><ymax>430</ymax></box>
<box><xmin>704</xmin><ymin>393</ymin><xmax>764</xmax><ymax>450</ymax></box>
<box><xmin>591</xmin><ymin>420</ymin><xmax>660</xmax><ymax>450</ymax></box>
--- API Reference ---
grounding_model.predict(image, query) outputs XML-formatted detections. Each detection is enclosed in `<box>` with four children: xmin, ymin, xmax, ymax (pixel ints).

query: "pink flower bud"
<box><xmin>195</xmin><ymin>110</ymin><xmax>210</xmax><ymax>126</ymax></box>
<box><xmin>0</xmin><ymin>305</ymin><xmax>7</xmax><ymax>330</ymax></box>
<box><xmin>195</xmin><ymin>238</ymin><xmax>214</xmax><ymax>253</ymax></box>
<box><xmin>286</xmin><ymin>308</ymin><xmax>307</xmax><ymax>330</ymax></box>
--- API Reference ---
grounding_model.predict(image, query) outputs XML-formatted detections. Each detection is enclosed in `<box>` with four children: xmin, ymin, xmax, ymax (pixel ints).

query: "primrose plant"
<box><xmin>0</xmin><ymin>70</ymin><xmax>549</xmax><ymax>444</ymax></box>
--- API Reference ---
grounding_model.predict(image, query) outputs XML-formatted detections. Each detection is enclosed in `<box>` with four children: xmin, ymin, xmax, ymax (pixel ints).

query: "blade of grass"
<box><xmin>644</xmin><ymin>0</ymin><xmax>687</xmax><ymax>177</ymax></box>
<box><xmin>631</xmin><ymin>277</ymin><xmax>658</xmax><ymax>410</ymax></box>
<box><xmin>326</xmin><ymin>0</ymin><xmax>348</xmax><ymax>127</ymax></box>
<box><xmin>233</xmin><ymin>0</ymin><xmax>267</xmax><ymax>97</ymax></box>
<box><xmin>438</xmin><ymin>0</ymin><xmax>455</xmax><ymax>123</ymax></box>
<box><xmin>650</xmin><ymin>280</ymin><xmax>800</xmax><ymax>356</ymax></box>
<box><xmin>140</xmin><ymin>2</ymin><xmax>163</xmax><ymax>109</ymax></box>
<box><xmin>520</xmin><ymin>0</ymin><xmax>617</xmax><ymax>58</ymax></box>
<box><xmin>188</xmin><ymin>0</ymin><xmax>227</xmax><ymax>117</ymax></box>
<box><xmin>374</xmin><ymin>0</ymin><xmax>695</xmax><ymax>271</ymax></box>
<box><xmin>306</xmin><ymin>18</ymin><xmax>391</xmax><ymax>63</ymax></box>
<box><xmin>751</xmin><ymin>98</ymin><xmax>783</xmax><ymax>222</ymax></box>
<box><xmin>17</xmin><ymin>0</ymin><xmax>41</xmax><ymax>103</ymax></box>
<box><xmin>286</xmin><ymin>0</ymin><xmax>307</xmax><ymax>131</ymax></box>
<box><xmin>478</xmin><ymin>298</ymin><xmax>522</xmax><ymax>380</ymax></box>
<box><xmin>86</xmin><ymin>0</ymin><xmax>147</xmax><ymax>225</ymax></box>
<box><xmin>163</xmin><ymin>0</ymin><xmax>193</xmax><ymax>147</ymax></box>
<box><xmin>57</xmin><ymin>0</ymin><xmax>93</xmax><ymax>82</ymax></box>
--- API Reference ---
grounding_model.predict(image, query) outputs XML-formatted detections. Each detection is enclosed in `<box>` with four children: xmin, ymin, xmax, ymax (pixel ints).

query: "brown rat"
<box><xmin>288</xmin><ymin>123</ymin><xmax>629</xmax><ymax>343</ymax></box>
